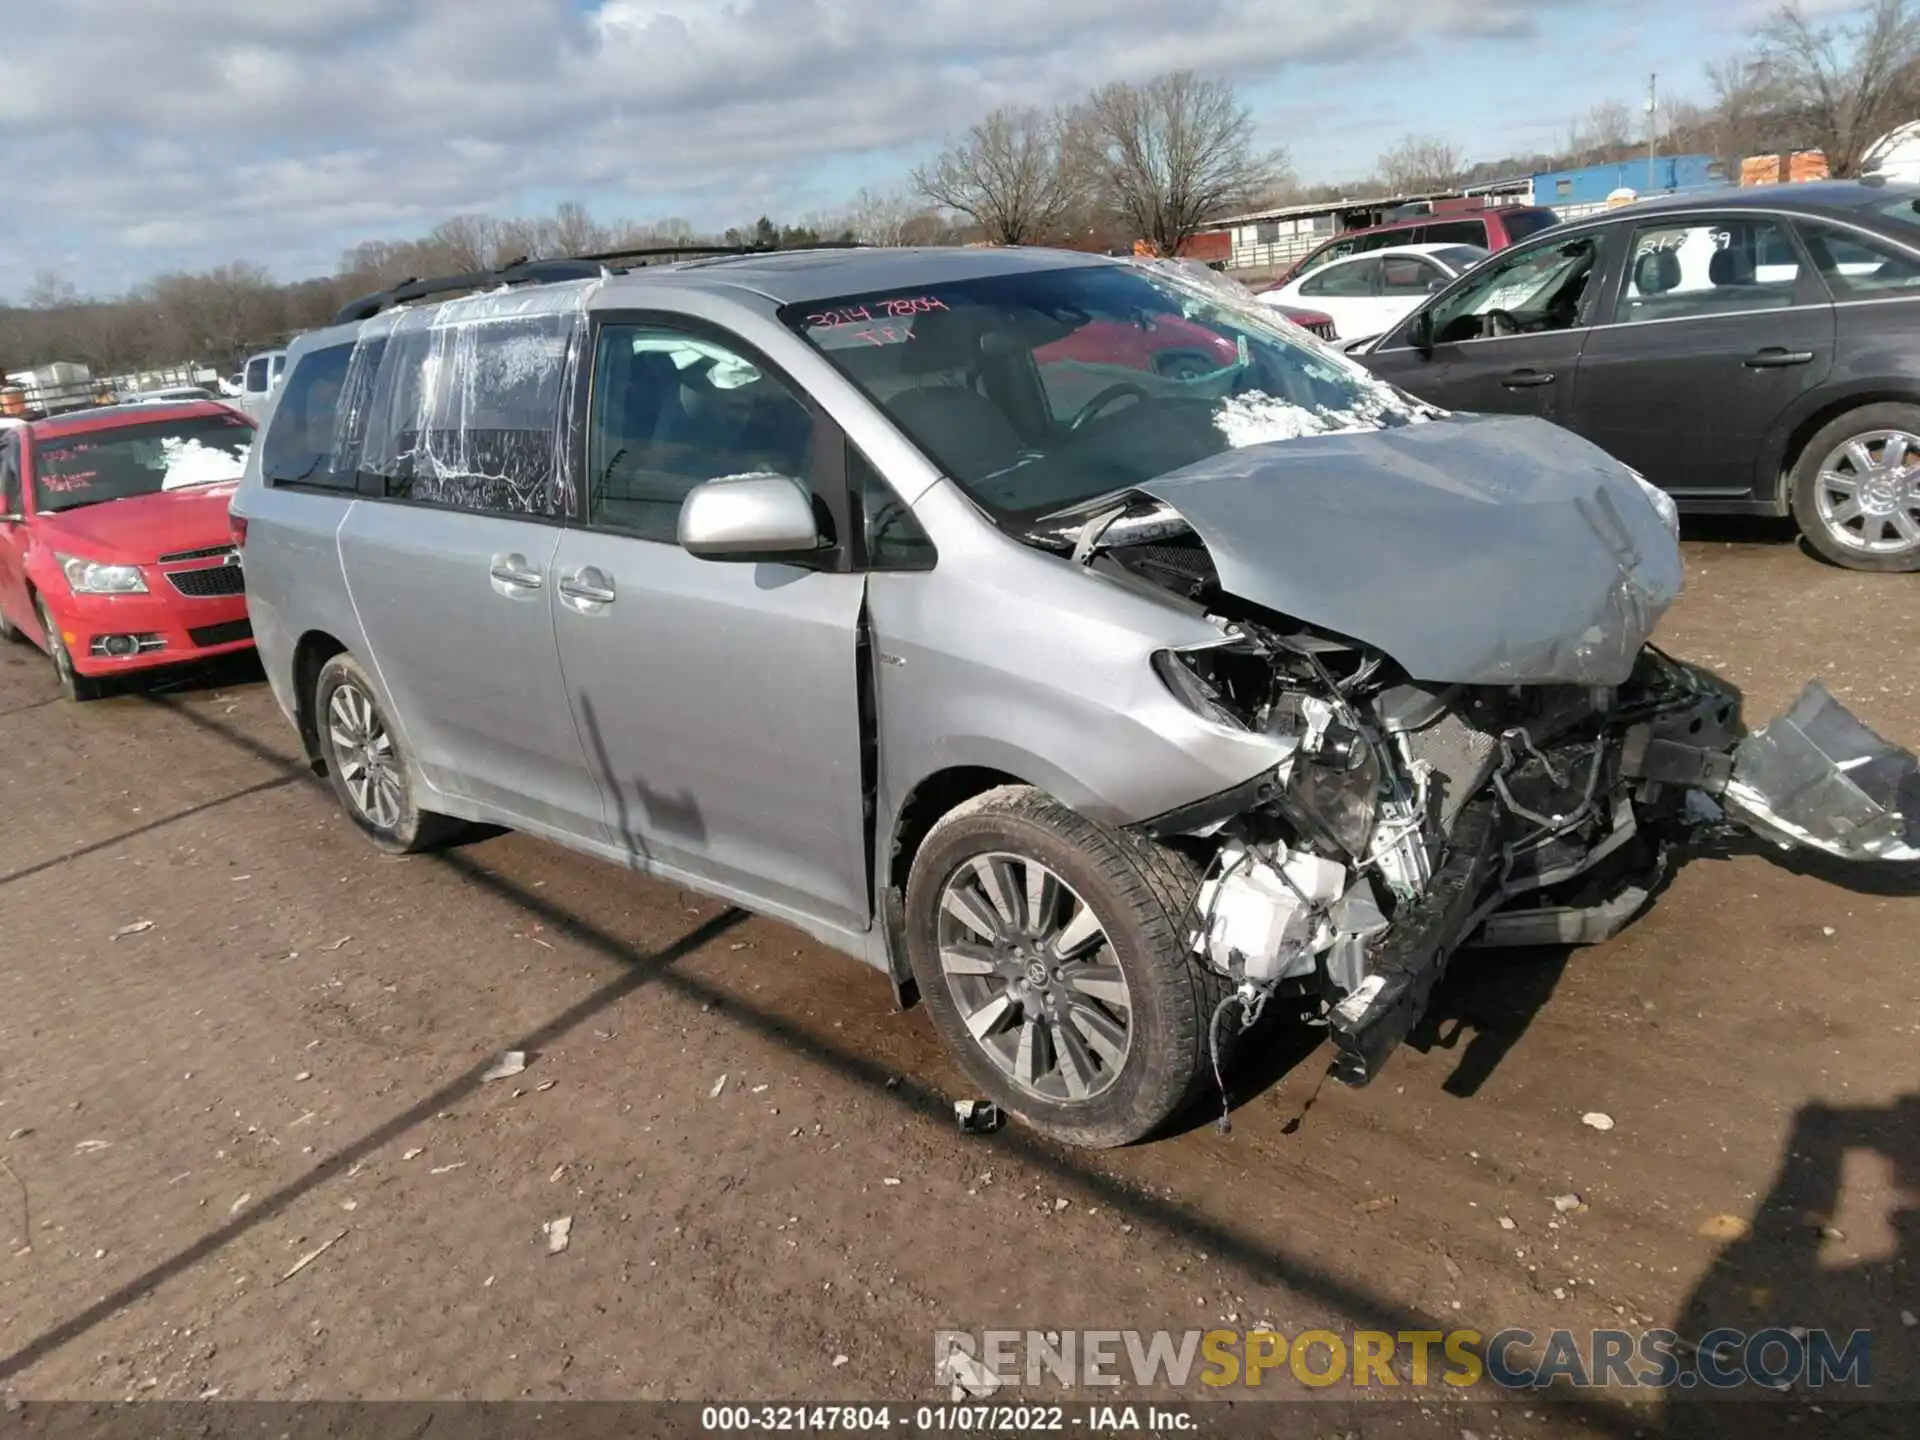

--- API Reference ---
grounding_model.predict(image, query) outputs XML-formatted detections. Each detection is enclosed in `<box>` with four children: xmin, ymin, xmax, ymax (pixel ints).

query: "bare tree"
<box><xmin>1375</xmin><ymin>134</ymin><xmax>1465</xmax><ymax>194</ymax></box>
<box><xmin>1079</xmin><ymin>72</ymin><xmax>1285</xmax><ymax>257</ymax></box>
<box><xmin>844</xmin><ymin>187</ymin><xmax>924</xmax><ymax>247</ymax></box>
<box><xmin>1567</xmin><ymin>99</ymin><xmax>1639</xmax><ymax>164</ymax></box>
<box><xmin>1755</xmin><ymin>0</ymin><xmax>1920</xmax><ymax>175</ymax></box>
<box><xmin>911</xmin><ymin>106</ymin><xmax>1084</xmax><ymax>246</ymax></box>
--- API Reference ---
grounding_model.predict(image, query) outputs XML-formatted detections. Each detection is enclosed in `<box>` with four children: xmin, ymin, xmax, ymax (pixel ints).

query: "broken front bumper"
<box><xmin>1328</xmin><ymin>675</ymin><xmax>1918</xmax><ymax>1087</ymax></box>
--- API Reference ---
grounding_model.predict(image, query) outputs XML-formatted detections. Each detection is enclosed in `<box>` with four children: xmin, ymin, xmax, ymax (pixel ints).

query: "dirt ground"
<box><xmin>0</xmin><ymin>524</ymin><xmax>1914</xmax><ymax>1437</ymax></box>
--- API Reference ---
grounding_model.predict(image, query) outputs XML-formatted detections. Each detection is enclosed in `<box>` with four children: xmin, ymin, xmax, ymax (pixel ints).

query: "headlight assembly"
<box><xmin>56</xmin><ymin>553</ymin><xmax>148</xmax><ymax>594</ymax></box>
<box><xmin>1283</xmin><ymin>718</ymin><xmax>1381</xmax><ymax>859</ymax></box>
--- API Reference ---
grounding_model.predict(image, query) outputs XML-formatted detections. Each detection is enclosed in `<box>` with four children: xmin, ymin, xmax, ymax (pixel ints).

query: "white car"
<box><xmin>1260</xmin><ymin>243</ymin><xmax>1488</xmax><ymax>346</ymax></box>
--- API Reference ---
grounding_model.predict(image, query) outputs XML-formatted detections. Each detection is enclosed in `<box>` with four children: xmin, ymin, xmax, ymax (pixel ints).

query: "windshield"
<box><xmin>33</xmin><ymin>412</ymin><xmax>253</xmax><ymax>513</ymax></box>
<box><xmin>783</xmin><ymin>262</ymin><xmax>1436</xmax><ymax>520</ymax></box>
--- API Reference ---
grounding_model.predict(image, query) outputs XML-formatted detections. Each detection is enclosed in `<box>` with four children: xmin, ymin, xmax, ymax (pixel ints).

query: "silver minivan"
<box><xmin>232</xmin><ymin>247</ymin><xmax>1917</xmax><ymax>1147</ymax></box>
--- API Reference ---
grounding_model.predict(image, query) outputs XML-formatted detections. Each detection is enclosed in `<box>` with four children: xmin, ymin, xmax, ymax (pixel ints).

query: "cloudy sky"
<box><xmin>0</xmin><ymin>0</ymin><xmax>1777</xmax><ymax>298</ymax></box>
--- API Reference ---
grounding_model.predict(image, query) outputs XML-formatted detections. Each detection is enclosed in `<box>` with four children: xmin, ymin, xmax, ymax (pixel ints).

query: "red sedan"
<box><xmin>0</xmin><ymin>401</ymin><xmax>256</xmax><ymax>700</ymax></box>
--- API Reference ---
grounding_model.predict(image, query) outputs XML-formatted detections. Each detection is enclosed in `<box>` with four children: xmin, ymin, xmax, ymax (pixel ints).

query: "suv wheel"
<box><xmin>313</xmin><ymin>653</ymin><xmax>461</xmax><ymax>854</ymax></box>
<box><xmin>1790</xmin><ymin>404</ymin><xmax>1920</xmax><ymax>572</ymax></box>
<box><xmin>37</xmin><ymin>598</ymin><xmax>105</xmax><ymax>701</ymax></box>
<box><xmin>903</xmin><ymin>785</ymin><xmax>1227</xmax><ymax>1148</ymax></box>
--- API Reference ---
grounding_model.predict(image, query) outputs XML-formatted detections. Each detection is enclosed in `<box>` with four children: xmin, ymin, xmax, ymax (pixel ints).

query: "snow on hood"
<box><xmin>159</xmin><ymin>434</ymin><xmax>249</xmax><ymax>490</ymax></box>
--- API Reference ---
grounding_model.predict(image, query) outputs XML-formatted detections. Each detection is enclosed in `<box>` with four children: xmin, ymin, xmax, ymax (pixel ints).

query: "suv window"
<box><xmin>1423</xmin><ymin>219</ymin><xmax>1490</xmax><ymax>247</ymax></box>
<box><xmin>1798</xmin><ymin>221</ymin><xmax>1920</xmax><ymax>298</ymax></box>
<box><xmin>1420</xmin><ymin>234</ymin><xmax>1601</xmax><ymax>344</ymax></box>
<box><xmin>262</xmin><ymin>342</ymin><xmax>370</xmax><ymax>490</ymax></box>
<box><xmin>1499</xmin><ymin>209</ymin><xmax>1560</xmax><ymax>243</ymax></box>
<box><xmin>1615</xmin><ymin>219</ymin><xmax>1801</xmax><ymax>323</ymax></box>
<box><xmin>359</xmin><ymin>311</ymin><xmax>581</xmax><ymax>518</ymax></box>
<box><xmin>245</xmin><ymin>357</ymin><xmax>271</xmax><ymax>392</ymax></box>
<box><xmin>586</xmin><ymin>324</ymin><xmax>817</xmax><ymax>543</ymax></box>
<box><xmin>1301</xmin><ymin>257</ymin><xmax>1380</xmax><ymax>298</ymax></box>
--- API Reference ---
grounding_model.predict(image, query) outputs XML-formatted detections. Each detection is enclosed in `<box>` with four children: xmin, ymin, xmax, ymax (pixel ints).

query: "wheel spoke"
<box><xmin>329</xmin><ymin>724</ymin><xmax>359</xmax><ymax>754</ymax></box>
<box><xmin>969</xmin><ymin>856</ymin><xmax>1022</xmax><ymax>929</ymax></box>
<box><xmin>1883</xmin><ymin>434</ymin><xmax>1910</xmax><ymax>469</ymax></box>
<box><xmin>1024</xmin><ymin>865</ymin><xmax>1059</xmax><ymax>936</ymax></box>
<box><xmin>1065</xmin><ymin>964</ymin><xmax>1130</xmax><ymax>1009</ymax></box>
<box><xmin>1893</xmin><ymin>508</ymin><xmax>1920</xmax><ymax>543</ymax></box>
<box><xmin>1053</xmin><ymin>1017</ymin><xmax>1097</xmax><ymax>1100</ymax></box>
<box><xmin>1051</xmin><ymin>899</ymin><xmax>1104</xmax><ymax>959</ymax></box>
<box><xmin>941</xmin><ymin>881</ymin><xmax>1003</xmax><ymax>941</ymax></box>
<box><xmin>939</xmin><ymin>942</ymin><xmax>1000</xmax><ymax>977</ymax></box>
<box><xmin>1820</xmin><ymin>470</ymin><xmax>1858</xmax><ymax>495</ymax></box>
<box><xmin>1830</xmin><ymin>497</ymin><xmax>1863</xmax><ymax>525</ymax></box>
<box><xmin>1065</xmin><ymin>1000</ymin><xmax>1128</xmax><ymax>1070</ymax></box>
<box><xmin>964</xmin><ymin>993</ymin><xmax>1018</xmax><ymax>1041</ymax></box>
<box><xmin>1857</xmin><ymin>511</ymin><xmax>1889</xmax><ymax>544</ymax></box>
<box><xmin>1015</xmin><ymin>1017</ymin><xmax>1043</xmax><ymax>1087</ymax></box>
<box><xmin>1845</xmin><ymin>439</ymin><xmax>1876</xmax><ymax>472</ymax></box>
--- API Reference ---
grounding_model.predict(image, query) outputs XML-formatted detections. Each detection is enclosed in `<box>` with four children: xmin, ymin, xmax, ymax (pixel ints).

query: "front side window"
<box><xmin>850</xmin><ymin>443</ymin><xmax>934</xmax><ymax>570</ymax></box>
<box><xmin>1300</xmin><ymin>257</ymin><xmax>1380</xmax><ymax>298</ymax></box>
<box><xmin>783</xmin><ymin>261</ymin><xmax>1435</xmax><ymax>522</ymax></box>
<box><xmin>1614</xmin><ymin>218</ymin><xmax>1802</xmax><ymax>323</ymax></box>
<box><xmin>31</xmin><ymin>413</ymin><xmax>254</xmax><ymax>513</ymax></box>
<box><xmin>1423</xmin><ymin>234</ymin><xmax>1601</xmax><ymax>343</ymax></box>
<box><xmin>359</xmin><ymin>307</ymin><xmax>583</xmax><ymax>518</ymax></box>
<box><xmin>1799</xmin><ymin>220</ymin><xmax>1920</xmax><ymax>298</ymax></box>
<box><xmin>586</xmin><ymin>324</ymin><xmax>817</xmax><ymax>543</ymax></box>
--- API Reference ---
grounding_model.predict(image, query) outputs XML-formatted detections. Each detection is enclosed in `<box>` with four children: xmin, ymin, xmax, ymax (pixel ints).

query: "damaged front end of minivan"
<box><xmin>1028</xmin><ymin>439</ymin><xmax>1919</xmax><ymax>1091</ymax></box>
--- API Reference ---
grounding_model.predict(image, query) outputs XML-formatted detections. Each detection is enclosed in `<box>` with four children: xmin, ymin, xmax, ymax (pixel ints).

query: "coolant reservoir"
<box><xmin>1196</xmin><ymin>842</ymin><xmax>1348</xmax><ymax>984</ymax></box>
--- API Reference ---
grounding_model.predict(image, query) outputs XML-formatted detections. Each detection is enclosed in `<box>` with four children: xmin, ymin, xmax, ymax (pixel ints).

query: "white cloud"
<box><xmin>0</xmin><ymin>0</ymin><xmax>1599</xmax><ymax>296</ymax></box>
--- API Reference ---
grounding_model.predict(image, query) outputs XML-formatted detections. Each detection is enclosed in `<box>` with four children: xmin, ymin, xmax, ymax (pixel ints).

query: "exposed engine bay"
<box><xmin>1030</xmin><ymin>495</ymin><xmax>1920</xmax><ymax>1089</ymax></box>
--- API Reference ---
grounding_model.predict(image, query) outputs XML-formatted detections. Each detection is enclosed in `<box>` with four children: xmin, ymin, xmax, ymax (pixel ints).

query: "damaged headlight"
<box><xmin>1625</xmin><ymin>467</ymin><xmax>1679</xmax><ymax>541</ymax></box>
<box><xmin>1282</xmin><ymin>708</ymin><xmax>1381</xmax><ymax>859</ymax></box>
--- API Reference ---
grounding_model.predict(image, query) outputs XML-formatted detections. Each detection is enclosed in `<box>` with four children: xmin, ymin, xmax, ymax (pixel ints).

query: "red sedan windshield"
<box><xmin>33</xmin><ymin>412</ymin><xmax>253</xmax><ymax>513</ymax></box>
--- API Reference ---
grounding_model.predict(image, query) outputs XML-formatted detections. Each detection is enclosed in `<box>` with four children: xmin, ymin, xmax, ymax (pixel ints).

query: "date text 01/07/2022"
<box><xmin>697</xmin><ymin>1402</ymin><xmax>1202</xmax><ymax>1433</ymax></box>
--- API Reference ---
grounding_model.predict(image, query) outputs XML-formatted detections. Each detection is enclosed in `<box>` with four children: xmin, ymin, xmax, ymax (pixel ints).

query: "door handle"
<box><xmin>558</xmin><ymin>567</ymin><xmax>617</xmax><ymax>606</ymax></box>
<box><xmin>1745</xmin><ymin>348</ymin><xmax>1815</xmax><ymax>368</ymax></box>
<box><xmin>1501</xmin><ymin>368</ymin><xmax>1556</xmax><ymax>388</ymax></box>
<box><xmin>488</xmin><ymin>553</ymin><xmax>544</xmax><ymax>590</ymax></box>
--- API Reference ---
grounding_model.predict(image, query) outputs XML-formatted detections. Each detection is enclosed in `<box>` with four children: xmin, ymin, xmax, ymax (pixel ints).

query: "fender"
<box><xmin>1756</xmin><ymin>374</ymin><xmax>1920</xmax><ymax>509</ymax></box>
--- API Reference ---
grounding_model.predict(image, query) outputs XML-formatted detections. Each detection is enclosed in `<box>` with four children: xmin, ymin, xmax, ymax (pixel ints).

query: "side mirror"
<box><xmin>1408</xmin><ymin>308</ymin><xmax>1436</xmax><ymax>353</ymax></box>
<box><xmin>678</xmin><ymin>473</ymin><xmax>823</xmax><ymax>561</ymax></box>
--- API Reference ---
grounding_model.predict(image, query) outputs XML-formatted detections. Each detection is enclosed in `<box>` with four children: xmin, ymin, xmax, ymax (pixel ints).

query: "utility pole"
<box><xmin>1646</xmin><ymin>72</ymin><xmax>1659</xmax><ymax>190</ymax></box>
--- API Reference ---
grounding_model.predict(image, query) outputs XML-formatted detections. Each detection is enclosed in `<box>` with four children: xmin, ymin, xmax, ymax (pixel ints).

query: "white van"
<box><xmin>236</xmin><ymin>349</ymin><xmax>288</xmax><ymax>418</ymax></box>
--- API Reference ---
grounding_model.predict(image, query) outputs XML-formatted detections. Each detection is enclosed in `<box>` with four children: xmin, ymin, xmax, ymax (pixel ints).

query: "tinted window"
<box><xmin>1799</xmin><ymin>221</ymin><xmax>1920</xmax><ymax>298</ymax></box>
<box><xmin>360</xmin><ymin>309</ymin><xmax>582</xmax><ymax>518</ymax></box>
<box><xmin>850</xmin><ymin>444</ymin><xmax>934</xmax><ymax>570</ymax></box>
<box><xmin>31</xmin><ymin>413</ymin><xmax>254</xmax><ymax>513</ymax></box>
<box><xmin>1423</xmin><ymin>235</ymin><xmax>1601</xmax><ymax>343</ymax></box>
<box><xmin>586</xmin><ymin>324</ymin><xmax>816</xmax><ymax>543</ymax></box>
<box><xmin>245</xmin><ymin>357</ymin><xmax>270</xmax><ymax>392</ymax></box>
<box><xmin>1499</xmin><ymin>209</ymin><xmax>1561</xmax><ymax>242</ymax></box>
<box><xmin>784</xmin><ymin>263</ymin><xmax>1433</xmax><ymax>521</ymax></box>
<box><xmin>1423</xmin><ymin>220</ymin><xmax>1490</xmax><ymax>246</ymax></box>
<box><xmin>1614</xmin><ymin>219</ymin><xmax>1801</xmax><ymax>323</ymax></box>
<box><xmin>1379</xmin><ymin>256</ymin><xmax>1445</xmax><ymax>295</ymax></box>
<box><xmin>262</xmin><ymin>342</ymin><xmax>363</xmax><ymax>489</ymax></box>
<box><xmin>1301</xmin><ymin>257</ymin><xmax>1380</xmax><ymax>297</ymax></box>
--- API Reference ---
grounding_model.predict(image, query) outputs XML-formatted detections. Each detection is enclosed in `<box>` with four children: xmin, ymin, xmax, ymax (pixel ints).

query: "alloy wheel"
<box><xmin>1812</xmin><ymin>429</ymin><xmax>1920</xmax><ymax>558</ymax></box>
<box><xmin>326</xmin><ymin>682</ymin><xmax>405</xmax><ymax>831</ymax></box>
<box><xmin>934</xmin><ymin>852</ymin><xmax>1132</xmax><ymax>1103</ymax></box>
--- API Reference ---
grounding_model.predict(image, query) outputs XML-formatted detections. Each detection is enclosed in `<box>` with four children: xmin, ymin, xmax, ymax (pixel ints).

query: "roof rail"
<box><xmin>332</xmin><ymin>240</ymin><xmax>870</xmax><ymax>325</ymax></box>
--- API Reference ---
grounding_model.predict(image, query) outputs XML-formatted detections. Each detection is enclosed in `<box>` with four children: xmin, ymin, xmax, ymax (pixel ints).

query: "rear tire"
<box><xmin>1789</xmin><ymin>403</ymin><xmax>1920</xmax><ymax>572</ymax></box>
<box><xmin>903</xmin><ymin>785</ymin><xmax>1228</xmax><ymax>1149</ymax></box>
<box><xmin>312</xmin><ymin>653</ymin><xmax>462</xmax><ymax>854</ymax></box>
<box><xmin>37</xmin><ymin>598</ymin><xmax>105</xmax><ymax>701</ymax></box>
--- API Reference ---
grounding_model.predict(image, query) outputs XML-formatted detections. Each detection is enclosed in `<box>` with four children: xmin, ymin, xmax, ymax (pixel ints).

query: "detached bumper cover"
<box><xmin>1722</xmin><ymin>681</ymin><xmax>1920</xmax><ymax>862</ymax></box>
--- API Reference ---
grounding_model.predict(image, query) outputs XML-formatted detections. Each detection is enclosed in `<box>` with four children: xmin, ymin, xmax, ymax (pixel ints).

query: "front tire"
<box><xmin>312</xmin><ymin>653</ymin><xmax>461</xmax><ymax>854</ymax></box>
<box><xmin>1789</xmin><ymin>404</ymin><xmax>1920</xmax><ymax>572</ymax></box>
<box><xmin>36</xmin><ymin>598</ymin><xmax>105</xmax><ymax>701</ymax></box>
<box><xmin>903</xmin><ymin>785</ymin><xmax>1226</xmax><ymax>1149</ymax></box>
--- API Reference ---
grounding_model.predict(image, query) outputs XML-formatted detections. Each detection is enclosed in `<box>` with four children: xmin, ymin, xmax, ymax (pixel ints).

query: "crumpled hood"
<box><xmin>1135</xmin><ymin>413</ymin><xmax>1686</xmax><ymax>685</ymax></box>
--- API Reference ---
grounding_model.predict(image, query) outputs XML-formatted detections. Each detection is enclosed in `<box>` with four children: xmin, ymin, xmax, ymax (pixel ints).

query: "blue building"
<box><xmin>1530</xmin><ymin>154</ymin><xmax>1731</xmax><ymax>210</ymax></box>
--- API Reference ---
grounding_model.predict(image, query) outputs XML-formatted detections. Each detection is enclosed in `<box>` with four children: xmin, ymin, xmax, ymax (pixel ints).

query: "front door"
<box><xmin>549</xmin><ymin>318</ymin><xmax>871</xmax><ymax>930</ymax></box>
<box><xmin>1363</xmin><ymin>229</ymin><xmax>1611</xmax><ymax>424</ymax></box>
<box><xmin>1570</xmin><ymin>214</ymin><xmax>1835</xmax><ymax>503</ymax></box>
<box><xmin>335</xmin><ymin>303</ymin><xmax>607</xmax><ymax>838</ymax></box>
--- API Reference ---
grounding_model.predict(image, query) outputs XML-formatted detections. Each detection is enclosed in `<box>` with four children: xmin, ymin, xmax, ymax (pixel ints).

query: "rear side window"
<box><xmin>1424</xmin><ymin>219</ymin><xmax>1491</xmax><ymax>246</ymax></box>
<box><xmin>1798</xmin><ymin>221</ymin><xmax>1920</xmax><ymax>298</ymax></box>
<box><xmin>0</xmin><ymin>435</ymin><xmax>20</xmax><ymax>515</ymax></box>
<box><xmin>262</xmin><ymin>342</ymin><xmax>372</xmax><ymax>490</ymax></box>
<box><xmin>1499</xmin><ymin>209</ymin><xmax>1561</xmax><ymax>243</ymax></box>
<box><xmin>359</xmin><ymin>304</ymin><xmax>585</xmax><ymax>518</ymax></box>
<box><xmin>245</xmin><ymin>357</ymin><xmax>270</xmax><ymax>392</ymax></box>
<box><xmin>1300</xmin><ymin>257</ymin><xmax>1379</xmax><ymax>297</ymax></box>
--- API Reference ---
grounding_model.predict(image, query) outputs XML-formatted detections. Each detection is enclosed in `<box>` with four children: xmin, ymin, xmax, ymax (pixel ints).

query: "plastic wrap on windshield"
<box><xmin>342</xmin><ymin>279</ymin><xmax>596</xmax><ymax>516</ymax></box>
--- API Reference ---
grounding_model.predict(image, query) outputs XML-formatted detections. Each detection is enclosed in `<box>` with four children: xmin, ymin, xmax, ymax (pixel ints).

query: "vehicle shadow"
<box><xmin>1680</xmin><ymin>833</ymin><xmax>1920</xmax><ymax>898</ymax></box>
<box><xmin>1404</xmin><ymin>943</ymin><xmax>1578</xmax><ymax>1099</ymax></box>
<box><xmin>40</xmin><ymin>693</ymin><xmax>1664</xmax><ymax>1435</ymax></box>
<box><xmin>575</xmin><ymin>691</ymin><xmax>706</xmax><ymax>872</ymax></box>
<box><xmin>1659</xmin><ymin>1092</ymin><xmax>1918</xmax><ymax>1437</ymax></box>
<box><xmin>1678</xmin><ymin>515</ymin><xmax>1800</xmax><ymax>551</ymax></box>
